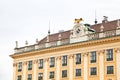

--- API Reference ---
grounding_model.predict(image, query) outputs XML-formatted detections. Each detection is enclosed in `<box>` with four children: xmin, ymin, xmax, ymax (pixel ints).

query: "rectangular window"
<box><xmin>62</xmin><ymin>55</ymin><xmax>67</xmax><ymax>66</ymax></box>
<box><xmin>90</xmin><ymin>51</ymin><xmax>96</xmax><ymax>63</ymax></box>
<box><xmin>50</xmin><ymin>57</ymin><xmax>55</xmax><ymax>67</ymax></box>
<box><xmin>91</xmin><ymin>67</ymin><xmax>97</xmax><ymax>75</ymax></box>
<box><xmin>18</xmin><ymin>75</ymin><xmax>22</xmax><ymax>80</ymax></box>
<box><xmin>28</xmin><ymin>74</ymin><xmax>32</xmax><ymax>80</ymax></box>
<box><xmin>38</xmin><ymin>59</ymin><xmax>43</xmax><ymax>69</ymax></box>
<box><xmin>18</xmin><ymin>62</ymin><xmax>22</xmax><ymax>72</ymax></box>
<box><xmin>28</xmin><ymin>61</ymin><xmax>32</xmax><ymax>70</ymax></box>
<box><xmin>76</xmin><ymin>53</ymin><xmax>81</xmax><ymax>64</ymax></box>
<box><xmin>49</xmin><ymin>71</ymin><xmax>54</xmax><ymax>79</ymax></box>
<box><xmin>38</xmin><ymin>73</ymin><xmax>43</xmax><ymax>80</ymax></box>
<box><xmin>76</xmin><ymin>69</ymin><xmax>81</xmax><ymax>76</ymax></box>
<box><xmin>106</xmin><ymin>49</ymin><xmax>113</xmax><ymax>61</ymax></box>
<box><xmin>62</xmin><ymin>70</ymin><xmax>67</xmax><ymax>78</ymax></box>
<box><xmin>107</xmin><ymin>66</ymin><xmax>114</xmax><ymax>74</ymax></box>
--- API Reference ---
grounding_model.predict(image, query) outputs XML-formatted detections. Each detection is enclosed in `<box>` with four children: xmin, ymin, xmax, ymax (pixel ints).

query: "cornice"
<box><xmin>10</xmin><ymin>36</ymin><xmax>120</xmax><ymax>59</ymax></box>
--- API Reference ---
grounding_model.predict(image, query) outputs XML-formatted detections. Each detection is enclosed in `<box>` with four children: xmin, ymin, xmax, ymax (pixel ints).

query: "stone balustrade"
<box><xmin>15</xmin><ymin>29</ymin><xmax>120</xmax><ymax>54</ymax></box>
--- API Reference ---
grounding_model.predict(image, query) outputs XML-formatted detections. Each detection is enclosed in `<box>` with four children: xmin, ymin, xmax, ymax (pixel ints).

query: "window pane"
<box><xmin>106</xmin><ymin>49</ymin><xmax>113</xmax><ymax>61</ymax></box>
<box><xmin>39</xmin><ymin>59</ymin><xmax>43</xmax><ymax>69</ymax></box>
<box><xmin>28</xmin><ymin>74</ymin><xmax>32</xmax><ymax>80</ymax></box>
<box><xmin>18</xmin><ymin>62</ymin><xmax>22</xmax><ymax>72</ymax></box>
<box><xmin>62</xmin><ymin>70</ymin><xmax>67</xmax><ymax>78</ymax></box>
<box><xmin>91</xmin><ymin>67</ymin><xmax>97</xmax><ymax>75</ymax></box>
<box><xmin>28</xmin><ymin>61</ymin><xmax>32</xmax><ymax>70</ymax></box>
<box><xmin>38</xmin><ymin>73</ymin><xmax>43</xmax><ymax>80</ymax></box>
<box><xmin>107</xmin><ymin>66</ymin><xmax>114</xmax><ymax>74</ymax></box>
<box><xmin>49</xmin><ymin>71</ymin><xmax>54</xmax><ymax>79</ymax></box>
<box><xmin>62</xmin><ymin>56</ymin><xmax>67</xmax><ymax>66</ymax></box>
<box><xmin>50</xmin><ymin>57</ymin><xmax>55</xmax><ymax>67</ymax></box>
<box><xmin>18</xmin><ymin>75</ymin><xmax>22</xmax><ymax>80</ymax></box>
<box><xmin>76</xmin><ymin>54</ymin><xmax>81</xmax><ymax>64</ymax></box>
<box><xmin>76</xmin><ymin>69</ymin><xmax>81</xmax><ymax>76</ymax></box>
<box><xmin>90</xmin><ymin>51</ymin><xmax>96</xmax><ymax>63</ymax></box>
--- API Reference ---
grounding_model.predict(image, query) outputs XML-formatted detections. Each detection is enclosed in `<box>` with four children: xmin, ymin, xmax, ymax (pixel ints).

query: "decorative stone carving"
<box><xmin>44</xmin><ymin>58</ymin><xmax>49</xmax><ymax>62</ymax></box>
<box><xmin>56</xmin><ymin>56</ymin><xmax>61</xmax><ymax>60</ymax></box>
<box><xmin>98</xmin><ymin>50</ymin><xmax>105</xmax><ymax>55</ymax></box>
<box><xmin>68</xmin><ymin>54</ymin><xmax>74</xmax><ymax>59</ymax></box>
<box><xmin>115</xmin><ymin>48</ymin><xmax>120</xmax><ymax>53</ymax></box>
<box><xmin>13</xmin><ymin>63</ymin><xmax>17</xmax><ymax>67</ymax></box>
<box><xmin>83</xmin><ymin>52</ymin><xmax>88</xmax><ymax>56</ymax></box>
<box><xmin>33</xmin><ymin>59</ymin><xmax>38</xmax><ymax>64</ymax></box>
<box><xmin>23</xmin><ymin>61</ymin><xmax>27</xmax><ymax>65</ymax></box>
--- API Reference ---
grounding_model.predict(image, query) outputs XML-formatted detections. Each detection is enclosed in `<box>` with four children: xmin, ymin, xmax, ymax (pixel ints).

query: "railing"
<box><xmin>15</xmin><ymin>29</ymin><xmax>120</xmax><ymax>54</ymax></box>
<box><xmin>88</xmin><ymin>29</ymin><xmax>120</xmax><ymax>40</ymax></box>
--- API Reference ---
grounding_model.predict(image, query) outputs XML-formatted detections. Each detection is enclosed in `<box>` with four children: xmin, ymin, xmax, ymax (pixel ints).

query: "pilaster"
<box><xmin>44</xmin><ymin>58</ymin><xmax>49</xmax><ymax>80</ymax></box>
<box><xmin>98</xmin><ymin>50</ymin><xmax>105</xmax><ymax>80</ymax></box>
<box><xmin>13</xmin><ymin>63</ymin><xmax>17</xmax><ymax>80</ymax></box>
<box><xmin>23</xmin><ymin>61</ymin><xmax>27</xmax><ymax>80</ymax></box>
<box><xmin>33</xmin><ymin>60</ymin><xmax>38</xmax><ymax>80</ymax></box>
<box><xmin>69</xmin><ymin>54</ymin><xmax>74</xmax><ymax>80</ymax></box>
<box><xmin>56</xmin><ymin>56</ymin><xmax>61</xmax><ymax>80</ymax></box>
<box><xmin>83</xmin><ymin>52</ymin><xmax>88</xmax><ymax>80</ymax></box>
<box><xmin>115</xmin><ymin>48</ymin><xmax>120</xmax><ymax>80</ymax></box>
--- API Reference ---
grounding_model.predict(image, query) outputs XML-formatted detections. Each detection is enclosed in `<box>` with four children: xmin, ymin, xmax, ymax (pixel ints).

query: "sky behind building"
<box><xmin>0</xmin><ymin>0</ymin><xmax>120</xmax><ymax>80</ymax></box>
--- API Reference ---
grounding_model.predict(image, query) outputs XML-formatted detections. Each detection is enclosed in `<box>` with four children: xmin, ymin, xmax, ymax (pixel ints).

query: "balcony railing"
<box><xmin>15</xmin><ymin>29</ymin><xmax>120</xmax><ymax>54</ymax></box>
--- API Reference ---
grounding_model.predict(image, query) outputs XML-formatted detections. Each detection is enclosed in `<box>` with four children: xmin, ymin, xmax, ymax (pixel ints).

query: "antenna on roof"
<box><xmin>94</xmin><ymin>10</ymin><xmax>98</xmax><ymax>24</ymax></box>
<box><xmin>48</xmin><ymin>20</ymin><xmax>51</xmax><ymax>35</ymax></box>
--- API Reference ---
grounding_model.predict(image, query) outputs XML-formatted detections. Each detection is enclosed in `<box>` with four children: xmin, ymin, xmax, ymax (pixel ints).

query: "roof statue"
<box><xmin>74</xmin><ymin>18</ymin><xmax>83</xmax><ymax>24</ymax></box>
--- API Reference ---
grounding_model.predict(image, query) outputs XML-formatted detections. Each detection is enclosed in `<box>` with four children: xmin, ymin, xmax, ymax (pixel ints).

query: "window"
<box><xmin>28</xmin><ymin>74</ymin><xmax>32</xmax><ymax>80</ymax></box>
<box><xmin>62</xmin><ymin>55</ymin><xmax>67</xmax><ymax>66</ymax></box>
<box><xmin>38</xmin><ymin>59</ymin><xmax>43</xmax><ymax>69</ymax></box>
<box><xmin>106</xmin><ymin>49</ymin><xmax>113</xmax><ymax>61</ymax></box>
<box><xmin>50</xmin><ymin>57</ymin><xmax>55</xmax><ymax>67</ymax></box>
<box><xmin>38</xmin><ymin>73</ymin><xmax>43</xmax><ymax>80</ymax></box>
<box><xmin>62</xmin><ymin>70</ymin><xmax>67</xmax><ymax>78</ymax></box>
<box><xmin>28</xmin><ymin>61</ymin><xmax>32</xmax><ymax>70</ymax></box>
<box><xmin>91</xmin><ymin>67</ymin><xmax>97</xmax><ymax>75</ymax></box>
<box><xmin>107</xmin><ymin>66</ymin><xmax>114</xmax><ymax>74</ymax></box>
<box><xmin>18</xmin><ymin>62</ymin><xmax>22</xmax><ymax>72</ymax></box>
<box><xmin>76</xmin><ymin>69</ymin><xmax>81</xmax><ymax>76</ymax></box>
<box><xmin>18</xmin><ymin>75</ymin><xmax>22</xmax><ymax>80</ymax></box>
<box><xmin>90</xmin><ymin>51</ymin><xmax>96</xmax><ymax>63</ymax></box>
<box><xmin>76</xmin><ymin>53</ymin><xmax>81</xmax><ymax>64</ymax></box>
<box><xmin>49</xmin><ymin>71</ymin><xmax>54</xmax><ymax>79</ymax></box>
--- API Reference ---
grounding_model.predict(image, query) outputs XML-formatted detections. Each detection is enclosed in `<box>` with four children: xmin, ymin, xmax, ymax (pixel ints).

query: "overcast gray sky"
<box><xmin>0</xmin><ymin>0</ymin><xmax>120</xmax><ymax>80</ymax></box>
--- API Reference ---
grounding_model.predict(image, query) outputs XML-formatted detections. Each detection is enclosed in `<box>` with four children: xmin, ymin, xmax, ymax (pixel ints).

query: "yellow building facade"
<box><xmin>10</xmin><ymin>18</ymin><xmax>120</xmax><ymax>80</ymax></box>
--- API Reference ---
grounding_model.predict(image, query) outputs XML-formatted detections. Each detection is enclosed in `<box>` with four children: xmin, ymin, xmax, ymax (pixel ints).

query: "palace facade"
<box><xmin>10</xmin><ymin>18</ymin><xmax>120</xmax><ymax>80</ymax></box>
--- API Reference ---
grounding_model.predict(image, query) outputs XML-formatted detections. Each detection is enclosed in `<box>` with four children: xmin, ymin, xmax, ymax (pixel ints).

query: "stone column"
<box><xmin>83</xmin><ymin>53</ymin><xmax>88</xmax><ymax>80</ymax></box>
<box><xmin>116</xmin><ymin>48</ymin><xmax>120</xmax><ymax>80</ymax></box>
<box><xmin>56</xmin><ymin>56</ymin><xmax>61</xmax><ymax>80</ymax></box>
<box><xmin>98</xmin><ymin>50</ymin><xmax>105</xmax><ymax>80</ymax></box>
<box><xmin>23</xmin><ymin>61</ymin><xmax>27</xmax><ymax>80</ymax></box>
<box><xmin>13</xmin><ymin>63</ymin><xmax>17</xmax><ymax>80</ymax></box>
<box><xmin>69</xmin><ymin>54</ymin><xmax>74</xmax><ymax>80</ymax></box>
<box><xmin>33</xmin><ymin>60</ymin><xmax>38</xmax><ymax>80</ymax></box>
<box><xmin>44</xmin><ymin>58</ymin><xmax>49</xmax><ymax>80</ymax></box>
